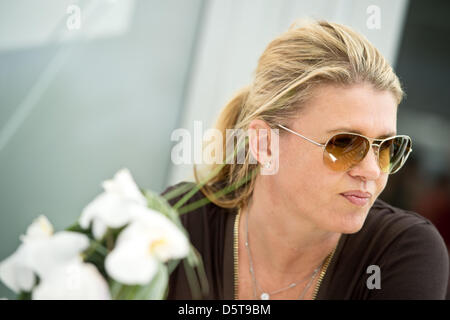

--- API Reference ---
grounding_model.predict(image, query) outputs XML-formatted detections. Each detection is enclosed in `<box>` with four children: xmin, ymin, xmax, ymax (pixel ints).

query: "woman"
<box><xmin>162</xmin><ymin>19</ymin><xmax>449</xmax><ymax>299</ymax></box>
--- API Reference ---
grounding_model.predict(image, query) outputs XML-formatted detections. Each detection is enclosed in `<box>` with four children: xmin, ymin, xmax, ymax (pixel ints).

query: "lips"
<box><xmin>341</xmin><ymin>190</ymin><xmax>372</xmax><ymax>198</ymax></box>
<box><xmin>340</xmin><ymin>190</ymin><xmax>372</xmax><ymax>206</ymax></box>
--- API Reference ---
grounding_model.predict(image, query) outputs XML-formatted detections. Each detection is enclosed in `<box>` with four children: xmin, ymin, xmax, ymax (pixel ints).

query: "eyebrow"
<box><xmin>326</xmin><ymin>128</ymin><xmax>397</xmax><ymax>139</ymax></box>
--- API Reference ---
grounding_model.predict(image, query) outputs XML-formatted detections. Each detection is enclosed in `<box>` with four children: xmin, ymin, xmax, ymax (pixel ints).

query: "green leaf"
<box><xmin>183</xmin><ymin>259</ymin><xmax>202</xmax><ymax>300</ymax></box>
<box><xmin>17</xmin><ymin>291</ymin><xmax>32</xmax><ymax>300</ymax></box>
<box><xmin>167</xmin><ymin>259</ymin><xmax>181</xmax><ymax>274</ymax></box>
<box><xmin>186</xmin><ymin>245</ymin><xmax>200</xmax><ymax>266</ymax></box>
<box><xmin>137</xmin><ymin>263</ymin><xmax>169</xmax><ymax>300</ymax></box>
<box><xmin>108</xmin><ymin>263</ymin><xmax>169</xmax><ymax>300</ymax></box>
<box><xmin>109</xmin><ymin>279</ymin><xmax>122</xmax><ymax>299</ymax></box>
<box><xmin>65</xmin><ymin>222</ymin><xmax>92</xmax><ymax>237</ymax></box>
<box><xmin>142</xmin><ymin>190</ymin><xmax>188</xmax><ymax>239</ymax></box>
<box><xmin>160</xmin><ymin>182</ymin><xmax>195</xmax><ymax>202</ymax></box>
<box><xmin>143</xmin><ymin>190</ymin><xmax>181</xmax><ymax>221</ymax></box>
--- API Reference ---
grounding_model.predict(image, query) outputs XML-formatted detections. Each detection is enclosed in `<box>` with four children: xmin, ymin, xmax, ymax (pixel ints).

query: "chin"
<box><xmin>339</xmin><ymin>223</ymin><xmax>365</xmax><ymax>234</ymax></box>
<box><xmin>335</xmin><ymin>208</ymin><xmax>369</xmax><ymax>234</ymax></box>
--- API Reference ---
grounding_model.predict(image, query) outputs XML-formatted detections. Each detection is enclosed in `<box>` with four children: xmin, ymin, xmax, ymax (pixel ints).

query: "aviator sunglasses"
<box><xmin>277</xmin><ymin>124</ymin><xmax>412</xmax><ymax>174</ymax></box>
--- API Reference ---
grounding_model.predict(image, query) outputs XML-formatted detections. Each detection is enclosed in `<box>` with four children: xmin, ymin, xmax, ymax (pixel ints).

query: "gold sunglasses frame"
<box><xmin>276</xmin><ymin>124</ymin><xmax>413</xmax><ymax>174</ymax></box>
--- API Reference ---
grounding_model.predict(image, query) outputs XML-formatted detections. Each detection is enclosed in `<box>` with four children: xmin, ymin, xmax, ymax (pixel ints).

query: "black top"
<box><xmin>162</xmin><ymin>181</ymin><xmax>449</xmax><ymax>299</ymax></box>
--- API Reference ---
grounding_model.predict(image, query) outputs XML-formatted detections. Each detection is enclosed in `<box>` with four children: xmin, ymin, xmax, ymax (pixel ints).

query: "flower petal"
<box><xmin>32</xmin><ymin>260</ymin><xmax>110</xmax><ymax>300</ymax></box>
<box><xmin>124</xmin><ymin>206</ymin><xmax>190</xmax><ymax>261</ymax></box>
<box><xmin>102</xmin><ymin>168</ymin><xmax>146</xmax><ymax>206</ymax></box>
<box><xmin>0</xmin><ymin>245</ymin><xmax>36</xmax><ymax>293</ymax></box>
<box><xmin>25</xmin><ymin>231</ymin><xmax>89</xmax><ymax>280</ymax></box>
<box><xmin>105</xmin><ymin>240</ymin><xmax>158</xmax><ymax>285</ymax></box>
<box><xmin>19</xmin><ymin>215</ymin><xmax>53</xmax><ymax>243</ymax></box>
<box><xmin>79</xmin><ymin>192</ymin><xmax>137</xmax><ymax>239</ymax></box>
<box><xmin>91</xmin><ymin>219</ymin><xmax>108</xmax><ymax>241</ymax></box>
<box><xmin>78</xmin><ymin>169</ymin><xmax>148</xmax><ymax>240</ymax></box>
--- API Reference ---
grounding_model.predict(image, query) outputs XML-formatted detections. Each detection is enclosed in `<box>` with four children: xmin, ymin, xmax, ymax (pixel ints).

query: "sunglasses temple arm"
<box><xmin>390</xmin><ymin>144</ymin><xmax>412</xmax><ymax>173</ymax></box>
<box><xmin>277</xmin><ymin>124</ymin><xmax>325</xmax><ymax>147</ymax></box>
<box><xmin>400</xmin><ymin>148</ymin><xmax>413</xmax><ymax>168</ymax></box>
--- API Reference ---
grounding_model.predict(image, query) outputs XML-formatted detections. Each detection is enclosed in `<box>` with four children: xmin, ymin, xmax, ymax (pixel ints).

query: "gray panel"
<box><xmin>0</xmin><ymin>0</ymin><xmax>204</xmax><ymax>298</ymax></box>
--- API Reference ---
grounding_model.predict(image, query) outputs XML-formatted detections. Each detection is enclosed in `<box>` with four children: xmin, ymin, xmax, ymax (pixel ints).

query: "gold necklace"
<box><xmin>233</xmin><ymin>207</ymin><xmax>336</xmax><ymax>300</ymax></box>
<box><xmin>245</xmin><ymin>205</ymin><xmax>323</xmax><ymax>299</ymax></box>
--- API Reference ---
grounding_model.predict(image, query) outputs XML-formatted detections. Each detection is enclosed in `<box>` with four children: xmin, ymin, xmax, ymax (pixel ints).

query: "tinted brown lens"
<box><xmin>379</xmin><ymin>137</ymin><xmax>411</xmax><ymax>173</ymax></box>
<box><xmin>323</xmin><ymin>134</ymin><xmax>369</xmax><ymax>171</ymax></box>
<box><xmin>378</xmin><ymin>139</ymin><xmax>393</xmax><ymax>172</ymax></box>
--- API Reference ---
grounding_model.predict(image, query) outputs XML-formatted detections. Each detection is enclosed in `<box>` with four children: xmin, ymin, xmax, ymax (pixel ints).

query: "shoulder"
<box><xmin>361</xmin><ymin>198</ymin><xmax>444</xmax><ymax>247</ymax></box>
<box><xmin>369</xmin><ymin>198</ymin><xmax>448</xmax><ymax>262</ymax></box>
<box><xmin>368</xmin><ymin>198</ymin><xmax>433</xmax><ymax>229</ymax></box>
<box><xmin>360</xmin><ymin>198</ymin><xmax>448</xmax><ymax>258</ymax></box>
<box><xmin>342</xmin><ymin>198</ymin><xmax>449</xmax><ymax>299</ymax></box>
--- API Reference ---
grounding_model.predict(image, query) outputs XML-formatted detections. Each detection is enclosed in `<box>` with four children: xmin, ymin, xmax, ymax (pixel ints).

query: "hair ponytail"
<box><xmin>215</xmin><ymin>85</ymin><xmax>250</xmax><ymax>138</ymax></box>
<box><xmin>193</xmin><ymin>85</ymin><xmax>258</xmax><ymax>209</ymax></box>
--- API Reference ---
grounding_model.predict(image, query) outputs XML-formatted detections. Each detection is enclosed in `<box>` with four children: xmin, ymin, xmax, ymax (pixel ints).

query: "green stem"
<box><xmin>110</xmin><ymin>281</ymin><xmax>122</xmax><ymax>300</ymax></box>
<box><xmin>183</xmin><ymin>259</ymin><xmax>202</xmax><ymax>300</ymax></box>
<box><xmin>173</xmin><ymin>136</ymin><xmax>248</xmax><ymax>210</ymax></box>
<box><xmin>178</xmin><ymin>166</ymin><xmax>259</xmax><ymax>215</ymax></box>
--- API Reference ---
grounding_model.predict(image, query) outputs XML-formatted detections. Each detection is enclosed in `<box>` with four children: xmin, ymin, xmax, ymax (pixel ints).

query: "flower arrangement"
<box><xmin>0</xmin><ymin>168</ymin><xmax>207</xmax><ymax>300</ymax></box>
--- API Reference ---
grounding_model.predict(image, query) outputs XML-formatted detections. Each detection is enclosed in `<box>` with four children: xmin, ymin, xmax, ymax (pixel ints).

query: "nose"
<box><xmin>348</xmin><ymin>145</ymin><xmax>382</xmax><ymax>180</ymax></box>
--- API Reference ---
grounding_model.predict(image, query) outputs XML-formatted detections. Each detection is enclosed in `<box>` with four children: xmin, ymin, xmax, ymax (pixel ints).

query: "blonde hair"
<box><xmin>194</xmin><ymin>19</ymin><xmax>404</xmax><ymax>209</ymax></box>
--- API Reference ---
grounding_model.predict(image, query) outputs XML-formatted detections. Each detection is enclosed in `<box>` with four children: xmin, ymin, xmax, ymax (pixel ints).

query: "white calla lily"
<box><xmin>105</xmin><ymin>204</ymin><xmax>189</xmax><ymax>285</ymax></box>
<box><xmin>79</xmin><ymin>168</ymin><xmax>147</xmax><ymax>240</ymax></box>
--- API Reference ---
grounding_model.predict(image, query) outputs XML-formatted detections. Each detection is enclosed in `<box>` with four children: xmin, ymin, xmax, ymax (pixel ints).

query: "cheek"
<box><xmin>375</xmin><ymin>175</ymin><xmax>389</xmax><ymax>197</ymax></box>
<box><xmin>277</xmin><ymin>145</ymin><xmax>335</xmax><ymax>201</ymax></box>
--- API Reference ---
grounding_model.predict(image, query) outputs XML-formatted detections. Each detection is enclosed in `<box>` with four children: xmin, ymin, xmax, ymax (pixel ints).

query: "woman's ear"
<box><xmin>248</xmin><ymin>119</ymin><xmax>279</xmax><ymax>175</ymax></box>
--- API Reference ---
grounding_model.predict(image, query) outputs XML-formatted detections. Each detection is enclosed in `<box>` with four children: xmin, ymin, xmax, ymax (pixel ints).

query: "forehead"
<box><xmin>296</xmin><ymin>83</ymin><xmax>398</xmax><ymax>137</ymax></box>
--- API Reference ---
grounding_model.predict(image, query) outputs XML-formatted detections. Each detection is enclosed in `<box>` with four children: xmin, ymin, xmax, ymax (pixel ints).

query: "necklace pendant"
<box><xmin>260</xmin><ymin>293</ymin><xmax>270</xmax><ymax>300</ymax></box>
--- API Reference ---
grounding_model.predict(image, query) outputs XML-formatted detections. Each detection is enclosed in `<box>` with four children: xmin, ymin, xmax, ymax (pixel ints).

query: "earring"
<box><xmin>264</xmin><ymin>160</ymin><xmax>271</xmax><ymax>169</ymax></box>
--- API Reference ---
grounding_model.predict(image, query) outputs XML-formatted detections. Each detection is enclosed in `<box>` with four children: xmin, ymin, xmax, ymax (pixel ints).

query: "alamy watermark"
<box><xmin>366</xmin><ymin>5</ymin><xmax>381</xmax><ymax>30</ymax></box>
<box><xmin>366</xmin><ymin>264</ymin><xmax>381</xmax><ymax>289</ymax></box>
<box><xmin>170</xmin><ymin>121</ymin><xmax>279</xmax><ymax>175</ymax></box>
<box><xmin>66</xmin><ymin>4</ymin><xmax>81</xmax><ymax>30</ymax></box>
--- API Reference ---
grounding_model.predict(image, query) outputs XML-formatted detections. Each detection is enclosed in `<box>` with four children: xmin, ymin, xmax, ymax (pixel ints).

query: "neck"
<box><xmin>241</xmin><ymin>177</ymin><xmax>341</xmax><ymax>278</ymax></box>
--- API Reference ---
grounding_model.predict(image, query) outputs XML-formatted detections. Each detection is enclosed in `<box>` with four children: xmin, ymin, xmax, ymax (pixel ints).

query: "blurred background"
<box><xmin>0</xmin><ymin>0</ymin><xmax>448</xmax><ymax>299</ymax></box>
